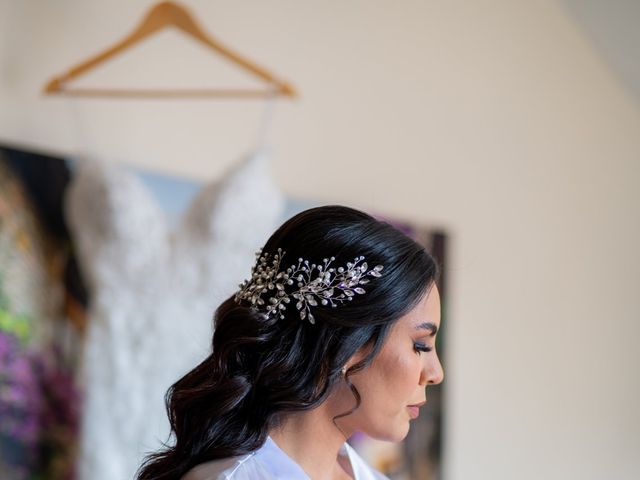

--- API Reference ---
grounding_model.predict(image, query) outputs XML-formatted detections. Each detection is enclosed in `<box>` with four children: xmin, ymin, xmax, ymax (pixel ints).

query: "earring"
<box><xmin>341</xmin><ymin>366</ymin><xmax>347</xmax><ymax>376</ymax></box>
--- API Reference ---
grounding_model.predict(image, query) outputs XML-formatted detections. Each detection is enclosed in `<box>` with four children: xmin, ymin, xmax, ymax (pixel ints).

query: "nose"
<box><xmin>420</xmin><ymin>351</ymin><xmax>444</xmax><ymax>386</ymax></box>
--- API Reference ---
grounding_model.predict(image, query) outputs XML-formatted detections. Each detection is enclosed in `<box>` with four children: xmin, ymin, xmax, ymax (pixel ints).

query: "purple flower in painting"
<box><xmin>34</xmin><ymin>344</ymin><xmax>82</xmax><ymax>480</ymax></box>
<box><xmin>0</xmin><ymin>332</ymin><xmax>82</xmax><ymax>480</ymax></box>
<box><xmin>0</xmin><ymin>330</ymin><xmax>42</xmax><ymax>473</ymax></box>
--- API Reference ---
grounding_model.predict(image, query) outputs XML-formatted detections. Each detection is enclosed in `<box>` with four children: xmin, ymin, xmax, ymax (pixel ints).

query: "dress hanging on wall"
<box><xmin>65</xmin><ymin>151</ymin><xmax>285</xmax><ymax>480</ymax></box>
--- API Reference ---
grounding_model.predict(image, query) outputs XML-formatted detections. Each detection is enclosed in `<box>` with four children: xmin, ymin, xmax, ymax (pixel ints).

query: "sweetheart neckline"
<box><xmin>70</xmin><ymin>149</ymin><xmax>271</xmax><ymax>231</ymax></box>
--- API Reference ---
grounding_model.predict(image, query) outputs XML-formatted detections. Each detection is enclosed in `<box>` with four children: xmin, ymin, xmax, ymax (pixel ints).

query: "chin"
<box><xmin>391</xmin><ymin>425</ymin><xmax>410</xmax><ymax>442</ymax></box>
<box><xmin>366</xmin><ymin>422</ymin><xmax>410</xmax><ymax>443</ymax></box>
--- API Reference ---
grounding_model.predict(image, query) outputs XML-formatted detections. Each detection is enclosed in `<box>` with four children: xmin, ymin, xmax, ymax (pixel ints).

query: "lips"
<box><xmin>407</xmin><ymin>401</ymin><xmax>426</xmax><ymax>419</ymax></box>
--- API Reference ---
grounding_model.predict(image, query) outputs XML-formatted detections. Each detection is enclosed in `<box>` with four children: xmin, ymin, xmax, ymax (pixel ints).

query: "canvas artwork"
<box><xmin>0</xmin><ymin>151</ymin><xmax>81</xmax><ymax>480</ymax></box>
<box><xmin>346</xmin><ymin>215</ymin><xmax>447</xmax><ymax>480</ymax></box>
<box><xmin>272</xmin><ymin>200</ymin><xmax>448</xmax><ymax>480</ymax></box>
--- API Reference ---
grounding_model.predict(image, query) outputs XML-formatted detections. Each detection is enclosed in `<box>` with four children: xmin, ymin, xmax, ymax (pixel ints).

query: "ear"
<box><xmin>345</xmin><ymin>343</ymin><xmax>374</xmax><ymax>373</ymax></box>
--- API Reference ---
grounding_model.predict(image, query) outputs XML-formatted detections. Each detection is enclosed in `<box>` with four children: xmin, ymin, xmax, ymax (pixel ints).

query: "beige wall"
<box><xmin>1</xmin><ymin>1</ymin><xmax>639</xmax><ymax>479</ymax></box>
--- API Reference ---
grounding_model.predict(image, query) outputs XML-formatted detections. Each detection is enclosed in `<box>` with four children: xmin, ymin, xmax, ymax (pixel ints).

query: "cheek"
<box><xmin>364</xmin><ymin>352</ymin><xmax>421</xmax><ymax>409</ymax></box>
<box><xmin>383</xmin><ymin>354</ymin><xmax>421</xmax><ymax>399</ymax></box>
<box><xmin>349</xmin><ymin>352</ymin><xmax>420</xmax><ymax>441</ymax></box>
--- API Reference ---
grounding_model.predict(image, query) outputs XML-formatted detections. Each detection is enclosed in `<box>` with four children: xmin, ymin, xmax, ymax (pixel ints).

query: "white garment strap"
<box><xmin>65</xmin><ymin>92</ymin><xmax>278</xmax><ymax>161</ymax></box>
<box><xmin>253</xmin><ymin>89</ymin><xmax>277</xmax><ymax>151</ymax></box>
<box><xmin>64</xmin><ymin>96</ymin><xmax>93</xmax><ymax>162</ymax></box>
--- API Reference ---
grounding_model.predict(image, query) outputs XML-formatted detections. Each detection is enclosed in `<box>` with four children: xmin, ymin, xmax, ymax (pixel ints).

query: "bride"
<box><xmin>136</xmin><ymin>205</ymin><xmax>444</xmax><ymax>480</ymax></box>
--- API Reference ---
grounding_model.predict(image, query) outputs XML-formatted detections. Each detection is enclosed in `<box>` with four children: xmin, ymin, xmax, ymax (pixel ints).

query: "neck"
<box><xmin>268</xmin><ymin>400</ymin><xmax>354</xmax><ymax>480</ymax></box>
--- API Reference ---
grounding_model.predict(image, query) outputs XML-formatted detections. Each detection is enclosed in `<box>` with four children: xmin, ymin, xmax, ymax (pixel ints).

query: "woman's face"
<box><xmin>335</xmin><ymin>283</ymin><xmax>444</xmax><ymax>442</ymax></box>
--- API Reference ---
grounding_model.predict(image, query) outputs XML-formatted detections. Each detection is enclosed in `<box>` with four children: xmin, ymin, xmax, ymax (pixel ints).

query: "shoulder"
<box><xmin>181</xmin><ymin>452</ymin><xmax>272</xmax><ymax>480</ymax></box>
<box><xmin>343</xmin><ymin>442</ymin><xmax>391</xmax><ymax>480</ymax></box>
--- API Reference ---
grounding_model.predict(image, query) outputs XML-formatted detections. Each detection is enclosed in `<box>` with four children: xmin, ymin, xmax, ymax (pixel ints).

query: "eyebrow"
<box><xmin>415</xmin><ymin>322</ymin><xmax>438</xmax><ymax>337</ymax></box>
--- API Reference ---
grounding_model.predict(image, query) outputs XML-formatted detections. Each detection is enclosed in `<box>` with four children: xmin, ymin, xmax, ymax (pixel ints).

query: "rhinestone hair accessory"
<box><xmin>234</xmin><ymin>247</ymin><xmax>384</xmax><ymax>324</ymax></box>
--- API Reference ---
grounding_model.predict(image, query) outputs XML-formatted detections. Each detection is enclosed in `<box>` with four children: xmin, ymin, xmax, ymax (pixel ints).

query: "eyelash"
<box><xmin>414</xmin><ymin>343</ymin><xmax>433</xmax><ymax>354</ymax></box>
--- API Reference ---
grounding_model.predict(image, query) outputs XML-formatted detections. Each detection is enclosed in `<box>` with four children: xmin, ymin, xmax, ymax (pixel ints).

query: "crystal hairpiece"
<box><xmin>234</xmin><ymin>247</ymin><xmax>384</xmax><ymax>324</ymax></box>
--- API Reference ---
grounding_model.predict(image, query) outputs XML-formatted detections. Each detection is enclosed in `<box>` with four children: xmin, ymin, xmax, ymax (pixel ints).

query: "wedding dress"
<box><xmin>65</xmin><ymin>151</ymin><xmax>285</xmax><ymax>480</ymax></box>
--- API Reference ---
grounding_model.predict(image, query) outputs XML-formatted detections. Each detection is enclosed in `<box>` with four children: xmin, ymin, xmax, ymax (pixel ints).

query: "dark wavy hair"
<box><xmin>136</xmin><ymin>205</ymin><xmax>439</xmax><ymax>480</ymax></box>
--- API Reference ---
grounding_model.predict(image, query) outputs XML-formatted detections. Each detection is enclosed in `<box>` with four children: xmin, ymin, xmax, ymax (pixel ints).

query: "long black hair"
<box><xmin>136</xmin><ymin>205</ymin><xmax>439</xmax><ymax>479</ymax></box>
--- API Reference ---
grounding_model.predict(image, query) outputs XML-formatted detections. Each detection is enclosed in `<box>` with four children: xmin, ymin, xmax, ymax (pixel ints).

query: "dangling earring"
<box><xmin>341</xmin><ymin>365</ymin><xmax>347</xmax><ymax>377</ymax></box>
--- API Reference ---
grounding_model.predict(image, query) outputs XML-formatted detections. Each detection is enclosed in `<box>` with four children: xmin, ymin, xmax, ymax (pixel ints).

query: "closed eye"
<box><xmin>414</xmin><ymin>343</ymin><xmax>433</xmax><ymax>354</ymax></box>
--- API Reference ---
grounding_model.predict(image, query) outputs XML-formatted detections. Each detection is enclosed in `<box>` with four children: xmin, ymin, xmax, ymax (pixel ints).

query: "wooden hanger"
<box><xmin>43</xmin><ymin>1</ymin><xmax>297</xmax><ymax>98</ymax></box>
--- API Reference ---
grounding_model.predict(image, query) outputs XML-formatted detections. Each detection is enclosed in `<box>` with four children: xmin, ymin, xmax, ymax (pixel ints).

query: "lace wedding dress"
<box><xmin>65</xmin><ymin>151</ymin><xmax>284</xmax><ymax>480</ymax></box>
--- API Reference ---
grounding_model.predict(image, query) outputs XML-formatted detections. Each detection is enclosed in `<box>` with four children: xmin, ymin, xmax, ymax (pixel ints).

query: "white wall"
<box><xmin>1</xmin><ymin>1</ymin><xmax>639</xmax><ymax>479</ymax></box>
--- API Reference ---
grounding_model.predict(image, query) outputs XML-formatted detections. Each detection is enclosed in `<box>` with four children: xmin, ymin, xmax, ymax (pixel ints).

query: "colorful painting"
<box><xmin>0</xmin><ymin>152</ymin><xmax>81</xmax><ymax>480</ymax></box>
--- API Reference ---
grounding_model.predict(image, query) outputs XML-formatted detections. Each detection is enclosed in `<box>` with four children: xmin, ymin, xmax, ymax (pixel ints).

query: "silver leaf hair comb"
<box><xmin>234</xmin><ymin>247</ymin><xmax>384</xmax><ymax>324</ymax></box>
